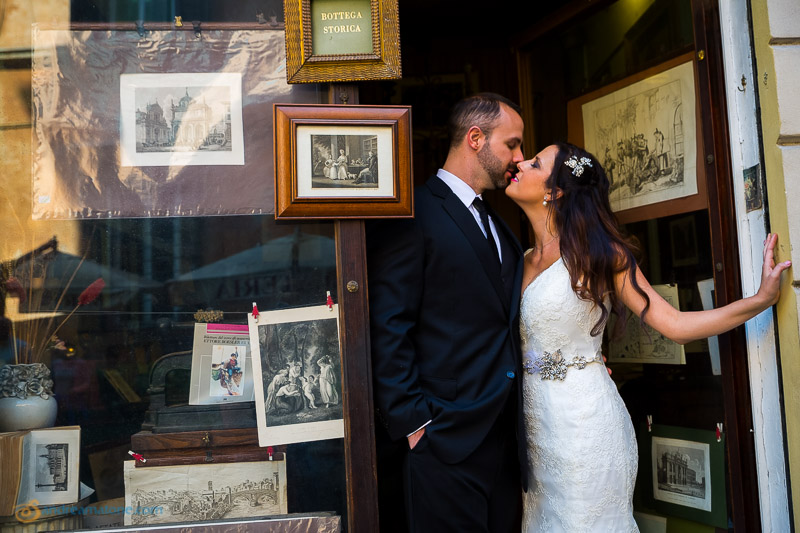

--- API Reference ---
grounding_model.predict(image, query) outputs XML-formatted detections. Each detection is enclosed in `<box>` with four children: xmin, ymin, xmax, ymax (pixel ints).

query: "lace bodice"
<box><xmin>520</xmin><ymin>257</ymin><xmax>604</xmax><ymax>369</ymax></box>
<box><xmin>520</xmin><ymin>255</ymin><xmax>639</xmax><ymax>532</ymax></box>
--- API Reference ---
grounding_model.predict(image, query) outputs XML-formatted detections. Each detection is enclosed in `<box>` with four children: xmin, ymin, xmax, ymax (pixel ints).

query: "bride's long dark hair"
<box><xmin>546</xmin><ymin>142</ymin><xmax>650</xmax><ymax>337</ymax></box>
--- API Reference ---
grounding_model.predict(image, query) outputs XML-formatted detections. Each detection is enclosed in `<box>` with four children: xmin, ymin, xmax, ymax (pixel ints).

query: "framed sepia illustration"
<box><xmin>637</xmin><ymin>424</ymin><xmax>727</xmax><ymax>528</ymax></box>
<box><xmin>274</xmin><ymin>104</ymin><xmax>413</xmax><ymax>219</ymax></box>
<box><xmin>248</xmin><ymin>304</ymin><xmax>345</xmax><ymax>447</ymax></box>
<box><xmin>283</xmin><ymin>0</ymin><xmax>402</xmax><ymax>83</ymax></box>
<box><xmin>608</xmin><ymin>284</ymin><xmax>685</xmax><ymax>365</ymax></box>
<box><xmin>567</xmin><ymin>52</ymin><xmax>708</xmax><ymax>225</ymax></box>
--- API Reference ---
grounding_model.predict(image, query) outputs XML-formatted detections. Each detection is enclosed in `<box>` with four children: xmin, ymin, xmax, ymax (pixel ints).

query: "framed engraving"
<box><xmin>274</xmin><ymin>104</ymin><xmax>413</xmax><ymax>219</ymax></box>
<box><xmin>638</xmin><ymin>424</ymin><xmax>727</xmax><ymax>528</ymax></box>
<box><xmin>248</xmin><ymin>304</ymin><xmax>344</xmax><ymax>447</ymax></box>
<box><xmin>567</xmin><ymin>52</ymin><xmax>707</xmax><ymax>224</ymax></box>
<box><xmin>283</xmin><ymin>0</ymin><xmax>402</xmax><ymax>83</ymax></box>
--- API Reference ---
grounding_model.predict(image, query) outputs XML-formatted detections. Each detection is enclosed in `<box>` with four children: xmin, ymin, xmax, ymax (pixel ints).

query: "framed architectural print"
<box><xmin>283</xmin><ymin>0</ymin><xmax>402</xmax><ymax>83</ymax></box>
<box><xmin>638</xmin><ymin>424</ymin><xmax>727</xmax><ymax>528</ymax></box>
<box><xmin>273</xmin><ymin>104</ymin><xmax>413</xmax><ymax>219</ymax></box>
<box><xmin>567</xmin><ymin>52</ymin><xmax>708</xmax><ymax>225</ymax></box>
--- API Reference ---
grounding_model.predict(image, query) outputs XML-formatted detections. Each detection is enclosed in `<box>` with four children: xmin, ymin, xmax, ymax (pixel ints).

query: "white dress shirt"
<box><xmin>437</xmin><ymin>169</ymin><xmax>503</xmax><ymax>263</ymax></box>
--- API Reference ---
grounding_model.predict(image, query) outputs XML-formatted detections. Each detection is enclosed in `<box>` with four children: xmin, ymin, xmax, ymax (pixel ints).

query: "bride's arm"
<box><xmin>614</xmin><ymin>233</ymin><xmax>791</xmax><ymax>345</ymax></box>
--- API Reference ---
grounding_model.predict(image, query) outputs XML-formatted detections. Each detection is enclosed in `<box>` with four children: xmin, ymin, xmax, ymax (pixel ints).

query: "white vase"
<box><xmin>0</xmin><ymin>363</ymin><xmax>58</xmax><ymax>432</ymax></box>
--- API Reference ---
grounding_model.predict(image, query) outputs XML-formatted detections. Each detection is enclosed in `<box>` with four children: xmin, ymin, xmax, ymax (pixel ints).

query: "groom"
<box><xmin>367</xmin><ymin>93</ymin><xmax>527</xmax><ymax>532</ymax></box>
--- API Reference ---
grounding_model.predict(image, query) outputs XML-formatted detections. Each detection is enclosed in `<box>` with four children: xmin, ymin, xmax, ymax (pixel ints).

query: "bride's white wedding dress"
<box><xmin>520</xmin><ymin>256</ymin><xmax>639</xmax><ymax>532</ymax></box>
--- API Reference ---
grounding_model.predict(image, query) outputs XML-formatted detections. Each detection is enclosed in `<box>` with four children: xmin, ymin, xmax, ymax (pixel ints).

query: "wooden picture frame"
<box><xmin>669</xmin><ymin>215</ymin><xmax>699</xmax><ymax>267</ymax></box>
<box><xmin>567</xmin><ymin>52</ymin><xmax>707</xmax><ymax>225</ymax></box>
<box><xmin>637</xmin><ymin>424</ymin><xmax>727</xmax><ymax>528</ymax></box>
<box><xmin>283</xmin><ymin>0</ymin><xmax>402</xmax><ymax>84</ymax></box>
<box><xmin>274</xmin><ymin>104</ymin><xmax>413</xmax><ymax>219</ymax></box>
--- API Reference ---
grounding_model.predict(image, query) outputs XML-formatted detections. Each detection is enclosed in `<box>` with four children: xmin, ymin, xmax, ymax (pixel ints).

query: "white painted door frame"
<box><xmin>717</xmin><ymin>1</ymin><xmax>790</xmax><ymax>530</ymax></box>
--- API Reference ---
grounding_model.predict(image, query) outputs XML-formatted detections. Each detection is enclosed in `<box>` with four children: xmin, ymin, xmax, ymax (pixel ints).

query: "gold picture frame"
<box><xmin>283</xmin><ymin>0</ymin><xmax>402</xmax><ymax>83</ymax></box>
<box><xmin>274</xmin><ymin>104</ymin><xmax>413</xmax><ymax>219</ymax></box>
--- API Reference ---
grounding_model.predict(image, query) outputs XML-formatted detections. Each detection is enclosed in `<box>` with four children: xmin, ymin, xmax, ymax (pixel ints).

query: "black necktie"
<box><xmin>473</xmin><ymin>197</ymin><xmax>501</xmax><ymax>263</ymax></box>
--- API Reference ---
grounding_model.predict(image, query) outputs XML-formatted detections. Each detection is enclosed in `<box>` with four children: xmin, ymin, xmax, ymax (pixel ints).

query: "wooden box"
<box><xmin>130</xmin><ymin>427</ymin><xmax>285</xmax><ymax>467</ymax></box>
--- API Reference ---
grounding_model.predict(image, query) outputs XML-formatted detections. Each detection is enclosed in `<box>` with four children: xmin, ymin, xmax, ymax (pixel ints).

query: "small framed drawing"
<box><xmin>608</xmin><ymin>284</ymin><xmax>685</xmax><ymax>365</ymax></box>
<box><xmin>274</xmin><ymin>104</ymin><xmax>413</xmax><ymax>219</ymax></box>
<box><xmin>283</xmin><ymin>0</ymin><xmax>401</xmax><ymax>83</ymax></box>
<box><xmin>638</xmin><ymin>424</ymin><xmax>727</xmax><ymax>528</ymax></box>
<box><xmin>669</xmin><ymin>215</ymin><xmax>699</xmax><ymax>267</ymax></box>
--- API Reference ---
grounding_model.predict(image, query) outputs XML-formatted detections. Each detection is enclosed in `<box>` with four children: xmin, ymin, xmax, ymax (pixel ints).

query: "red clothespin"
<box><xmin>646</xmin><ymin>415</ymin><xmax>653</xmax><ymax>433</ymax></box>
<box><xmin>252</xmin><ymin>302</ymin><xmax>259</xmax><ymax>320</ymax></box>
<box><xmin>716</xmin><ymin>423</ymin><xmax>723</xmax><ymax>442</ymax></box>
<box><xmin>267</xmin><ymin>446</ymin><xmax>274</xmax><ymax>461</ymax></box>
<box><xmin>326</xmin><ymin>291</ymin><xmax>333</xmax><ymax>311</ymax></box>
<box><xmin>128</xmin><ymin>450</ymin><xmax>147</xmax><ymax>463</ymax></box>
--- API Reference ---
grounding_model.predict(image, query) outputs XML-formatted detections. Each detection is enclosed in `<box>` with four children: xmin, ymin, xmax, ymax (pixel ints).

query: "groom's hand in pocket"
<box><xmin>408</xmin><ymin>427</ymin><xmax>425</xmax><ymax>450</ymax></box>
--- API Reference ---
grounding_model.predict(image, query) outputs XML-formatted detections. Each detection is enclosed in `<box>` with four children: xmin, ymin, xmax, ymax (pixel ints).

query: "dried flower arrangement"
<box><xmin>1</xmin><ymin>239</ymin><xmax>105</xmax><ymax>365</ymax></box>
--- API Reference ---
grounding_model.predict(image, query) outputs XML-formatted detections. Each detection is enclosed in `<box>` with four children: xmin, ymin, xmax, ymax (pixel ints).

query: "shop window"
<box><xmin>0</xmin><ymin>1</ymin><xmax>371</xmax><ymax>530</ymax></box>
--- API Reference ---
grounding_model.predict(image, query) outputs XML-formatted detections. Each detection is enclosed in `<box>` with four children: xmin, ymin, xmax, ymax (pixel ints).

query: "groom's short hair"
<box><xmin>447</xmin><ymin>93</ymin><xmax>522</xmax><ymax>150</ymax></box>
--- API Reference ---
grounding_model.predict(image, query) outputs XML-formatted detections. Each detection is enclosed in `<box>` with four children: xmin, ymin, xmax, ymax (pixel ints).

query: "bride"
<box><xmin>505</xmin><ymin>142</ymin><xmax>790</xmax><ymax>532</ymax></box>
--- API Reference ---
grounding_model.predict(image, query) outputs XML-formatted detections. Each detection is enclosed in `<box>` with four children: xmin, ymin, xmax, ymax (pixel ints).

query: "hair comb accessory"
<box><xmin>564</xmin><ymin>155</ymin><xmax>592</xmax><ymax>177</ymax></box>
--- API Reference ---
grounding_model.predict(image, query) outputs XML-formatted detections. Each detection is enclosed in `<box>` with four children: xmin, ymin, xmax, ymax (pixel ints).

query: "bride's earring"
<box><xmin>542</xmin><ymin>196</ymin><xmax>549</xmax><ymax>207</ymax></box>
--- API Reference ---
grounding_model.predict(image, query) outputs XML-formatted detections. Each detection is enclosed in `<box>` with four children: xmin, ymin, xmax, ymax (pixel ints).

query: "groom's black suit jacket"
<box><xmin>367</xmin><ymin>175</ymin><xmax>527</xmax><ymax>488</ymax></box>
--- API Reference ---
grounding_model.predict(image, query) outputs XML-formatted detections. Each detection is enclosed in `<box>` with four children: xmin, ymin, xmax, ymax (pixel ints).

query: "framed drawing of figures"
<box><xmin>283</xmin><ymin>0</ymin><xmax>402</xmax><ymax>83</ymax></box>
<box><xmin>608</xmin><ymin>284</ymin><xmax>685</xmax><ymax>365</ymax></box>
<box><xmin>248</xmin><ymin>305</ymin><xmax>344</xmax><ymax>447</ymax></box>
<box><xmin>567</xmin><ymin>52</ymin><xmax>707</xmax><ymax>225</ymax></box>
<box><xmin>273</xmin><ymin>104</ymin><xmax>413</xmax><ymax>219</ymax></box>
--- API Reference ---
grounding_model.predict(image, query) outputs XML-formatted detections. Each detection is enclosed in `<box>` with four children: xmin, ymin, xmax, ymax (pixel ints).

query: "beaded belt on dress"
<box><xmin>522</xmin><ymin>349</ymin><xmax>603</xmax><ymax>380</ymax></box>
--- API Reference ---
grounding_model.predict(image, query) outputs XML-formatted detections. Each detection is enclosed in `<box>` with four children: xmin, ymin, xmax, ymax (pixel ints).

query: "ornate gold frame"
<box><xmin>283</xmin><ymin>0</ymin><xmax>402</xmax><ymax>84</ymax></box>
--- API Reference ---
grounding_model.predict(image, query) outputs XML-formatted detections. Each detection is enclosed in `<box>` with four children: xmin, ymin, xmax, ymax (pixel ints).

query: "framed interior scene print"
<box><xmin>283</xmin><ymin>0</ymin><xmax>401</xmax><ymax>83</ymax></box>
<box><xmin>273</xmin><ymin>104</ymin><xmax>413</xmax><ymax>219</ymax></box>
<box><xmin>567</xmin><ymin>52</ymin><xmax>708</xmax><ymax>225</ymax></box>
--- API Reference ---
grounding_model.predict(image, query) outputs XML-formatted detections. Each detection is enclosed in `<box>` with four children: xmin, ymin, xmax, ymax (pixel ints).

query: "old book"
<box><xmin>0</xmin><ymin>431</ymin><xmax>27</xmax><ymax>515</ymax></box>
<box><xmin>0</xmin><ymin>425</ymin><xmax>81</xmax><ymax>515</ymax></box>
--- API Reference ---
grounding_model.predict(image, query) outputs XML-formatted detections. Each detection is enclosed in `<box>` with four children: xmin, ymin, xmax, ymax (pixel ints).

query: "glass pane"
<box><xmin>70</xmin><ymin>0</ymin><xmax>285</xmax><ymax>24</ymax></box>
<box><xmin>1</xmin><ymin>3</ymin><xmax>349</xmax><ymax>529</ymax></box>
<box><xmin>524</xmin><ymin>0</ymin><xmax>693</xmax><ymax>147</ymax></box>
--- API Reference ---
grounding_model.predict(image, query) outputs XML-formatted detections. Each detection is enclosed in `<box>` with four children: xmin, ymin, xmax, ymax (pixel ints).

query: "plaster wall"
<box><xmin>750</xmin><ymin>0</ymin><xmax>800</xmax><ymax>528</ymax></box>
